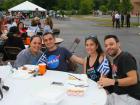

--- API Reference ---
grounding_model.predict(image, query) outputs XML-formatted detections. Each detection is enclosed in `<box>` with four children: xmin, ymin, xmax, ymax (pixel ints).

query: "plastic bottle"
<box><xmin>7</xmin><ymin>62</ymin><xmax>13</xmax><ymax>73</ymax></box>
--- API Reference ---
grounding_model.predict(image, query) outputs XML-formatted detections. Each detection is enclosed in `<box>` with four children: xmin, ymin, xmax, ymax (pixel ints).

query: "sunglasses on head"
<box><xmin>85</xmin><ymin>35</ymin><xmax>97</xmax><ymax>40</ymax></box>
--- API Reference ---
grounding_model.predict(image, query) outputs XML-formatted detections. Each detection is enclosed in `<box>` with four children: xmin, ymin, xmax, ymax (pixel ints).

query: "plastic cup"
<box><xmin>26</xmin><ymin>37</ymin><xmax>30</xmax><ymax>45</ymax></box>
<box><xmin>38</xmin><ymin>63</ymin><xmax>46</xmax><ymax>75</ymax></box>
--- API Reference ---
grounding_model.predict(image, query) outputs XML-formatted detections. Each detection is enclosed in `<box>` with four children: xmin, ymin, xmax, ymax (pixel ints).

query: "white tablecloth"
<box><xmin>0</xmin><ymin>66</ymin><xmax>107</xmax><ymax>105</ymax></box>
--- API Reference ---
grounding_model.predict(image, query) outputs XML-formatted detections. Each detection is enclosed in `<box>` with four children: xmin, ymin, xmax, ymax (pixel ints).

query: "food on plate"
<box><xmin>67</xmin><ymin>87</ymin><xmax>85</xmax><ymax>96</ymax></box>
<box><xmin>22</xmin><ymin>66</ymin><xmax>28</xmax><ymax>70</ymax></box>
<box><xmin>28</xmin><ymin>70</ymin><xmax>35</xmax><ymax>74</ymax></box>
<box><xmin>68</xmin><ymin>75</ymin><xmax>77</xmax><ymax>80</ymax></box>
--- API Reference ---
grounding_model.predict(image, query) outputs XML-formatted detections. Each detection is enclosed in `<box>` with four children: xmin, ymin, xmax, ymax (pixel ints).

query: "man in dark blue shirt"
<box><xmin>38</xmin><ymin>32</ymin><xmax>84</xmax><ymax>72</ymax></box>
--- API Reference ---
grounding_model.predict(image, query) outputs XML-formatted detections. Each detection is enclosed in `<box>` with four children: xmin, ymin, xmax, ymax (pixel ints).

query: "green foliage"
<box><xmin>31</xmin><ymin>0</ymin><xmax>58</xmax><ymax>10</ymax></box>
<box><xmin>57</xmin><ymin>0</ymin><xmax>67</xmax><ymax>10</ymax></box>
<box><xmin>79</xmin><ymin>0</ymin><xmax>94</xmax><ymax>14</ymax></box>
<box><xmin>99</xmin><ymin>5</ymin><xmax>108</xmax><ymax>13</ymax></box>
<box><xmin>0</xmin><ymin>0</ymin><xmax>133</xmax><ymax>15</ymax></box>
<box><xmin>120</xmin><ymin>0</ymin><xmax>132</xmax><ymax>14</ymax></box>
<box><xmin>94</xmin><ymin>0</ymin><xmax>108</xmax><ymax>10</ymax></box>
<box><xmin>1</xmin><ymin>0</ymin><xmax>25</xmax><ymax>10</ymax></box>
<box><xmin>107</xmin><ymin>0</ymin><xmax>132</xmax><ymax>13</ymax></box>
<box><xmin>107</xmin><ymin>0</ymin><xmax>120</xmax><ymax>11</ymax></box>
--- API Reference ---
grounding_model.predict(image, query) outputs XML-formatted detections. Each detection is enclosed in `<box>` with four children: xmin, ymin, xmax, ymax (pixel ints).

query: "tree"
<box><xmin>57</xmin><ymin>0</ymin><xmax>67</xmax><ymax>10</ymax></box>
<box><xmin>1</xmin><ymin>0</ymin><xmax>25</xmax><ymax>10</ymax></box>
<box><xmin>94</xmin><ymin>0</ymin><xmax>108</xmax><ymax>10</ymax></box>
<box><xmin>120</xmin><ymin>0</ymin><xmax>132</xmax><ymax>14</ymax></box>
<box><xmin>79</xmin><ymin>0</ymin><xmax>94</xmax><ymax>14</ymax></box>
<box><xmin>107</xmin><ymin>0</ymin><xmax>120</xmax><ymax>11</ymax></box>
<box><xmin>32</xmin><ymin>0</ymin><xmax>58</xmax><ymax>10</ymax></box>
<box><xmin>99</xmin><ymin>5</ymin><xmax>108</xmax><ymax>14</ymax></box>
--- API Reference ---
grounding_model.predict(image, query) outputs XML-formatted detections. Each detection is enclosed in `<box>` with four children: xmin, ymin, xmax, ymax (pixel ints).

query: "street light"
<box><xmin>138</xmin><ymin>11</ymin><xmax>140</xmax><ymax>35</ymax></box>
<box><xmin>138</xmin><ymin>11</ymin><xmax>140</xmax><ymax>26</ymax></box>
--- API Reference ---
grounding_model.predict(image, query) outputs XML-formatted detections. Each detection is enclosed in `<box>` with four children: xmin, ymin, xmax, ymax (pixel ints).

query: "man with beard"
<box><xmin>98</xmin><ymin>35</ymin><xmax>140</xmax><ymax>105</ymax></box>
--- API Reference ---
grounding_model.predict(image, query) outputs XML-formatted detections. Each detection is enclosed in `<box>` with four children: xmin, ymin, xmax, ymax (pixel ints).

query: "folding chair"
<box><xmin>53</xmin><ymin>28</ymin><xmax>60</xmax><ymax>37</ymax></box>
<box><xmin>136</xmin><ymin>59</ymin><xmax>140</xmax><ymax>81</ymax></box>
<box><xmin>69</xmin><ymin>38</ymin><xmax>80</xmax><ymax>53</ymax></box>
<box><xmin>67</xmin><ymin>38</ymin><xmax>81</xmax><ymax>72</ymax></box>
<box><xmin>0</xmin><ymin>40</ymin><xmax>5</xmax><ymax>65</ymax></box>
<box><xmin>3</xmin><ymin>46</ymin><xmax>22</xmax><ymax>61</ymax></box>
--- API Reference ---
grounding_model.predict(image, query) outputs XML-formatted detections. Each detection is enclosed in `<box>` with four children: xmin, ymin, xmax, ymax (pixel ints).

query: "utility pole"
<box><xmin>138</xmin><ymin>11</ymin><xmax>140</xmax><ymax>35</ymax></box>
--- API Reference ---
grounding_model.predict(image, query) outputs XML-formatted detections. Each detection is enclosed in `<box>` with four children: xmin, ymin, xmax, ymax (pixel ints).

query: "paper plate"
<box><xmin>18</xmin><ymin>65</ymin><xmax>38</xmax><ymax>71</ymax></box>
<box><xmin>12</xmin><ymin>70</ymin><xmax>33</xmax><ymax>79</ymax></box>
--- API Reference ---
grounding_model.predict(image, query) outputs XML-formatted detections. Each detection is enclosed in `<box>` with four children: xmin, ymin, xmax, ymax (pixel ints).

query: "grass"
<box><xmin>72</xmin><ymin>15</ymin><xmax>139</xmax><ymax>27</ymax></box>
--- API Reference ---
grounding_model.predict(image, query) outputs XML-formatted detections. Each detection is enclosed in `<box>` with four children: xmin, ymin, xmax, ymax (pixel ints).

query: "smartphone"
<box><xmin>51</xmin><ymin>82</ymin><xmax>64</xmax><ymax>86</ymax></box>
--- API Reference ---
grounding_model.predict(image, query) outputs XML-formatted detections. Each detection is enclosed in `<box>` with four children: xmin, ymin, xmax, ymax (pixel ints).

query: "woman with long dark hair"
<box><xmin>83</xmin><ymin>35</ymin><xmax>111</xmax><ymax>82</ymax></box>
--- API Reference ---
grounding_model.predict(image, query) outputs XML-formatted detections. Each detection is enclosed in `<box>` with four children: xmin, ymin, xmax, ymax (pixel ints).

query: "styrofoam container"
<box><xmin>34</xmin><ymin>86</ymin><xmax>66</xmax><ymax>105</ymax></box>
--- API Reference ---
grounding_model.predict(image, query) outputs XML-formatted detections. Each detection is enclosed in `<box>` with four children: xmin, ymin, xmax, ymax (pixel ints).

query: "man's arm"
<box><xmin>116</xmin><ymin>70</ymin><xmax>138</xmax><ymax>86</ymax></box>
<box><xmin>97</xmin><ymin>70</ymin><xmax>138</xmax><ymax>87</ymax></box>
<box><xmin>70</xmin><ymin>55</ymin><xmax>84</xmax><ymax>65</ymax></box>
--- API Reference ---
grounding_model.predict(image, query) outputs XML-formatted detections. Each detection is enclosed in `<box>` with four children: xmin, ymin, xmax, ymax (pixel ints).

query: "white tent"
<box><xmin>8</xmin><ymin>1</ymin><xmax>46</xmax><ymax>12</ymax></box>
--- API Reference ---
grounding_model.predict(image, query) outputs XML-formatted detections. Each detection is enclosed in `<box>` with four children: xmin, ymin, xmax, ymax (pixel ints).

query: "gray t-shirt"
<box><xmin>14</xmin><ymin>48</ymin><xmax>43</xmax><ymax>68</ymax></box>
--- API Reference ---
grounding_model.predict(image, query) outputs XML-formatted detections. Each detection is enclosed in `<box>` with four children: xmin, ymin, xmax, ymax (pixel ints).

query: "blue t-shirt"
<box><xmin>38</xmin><ymin>47</ymin><xmax>72</xmax><ymax>72</ymax></box>
<box><xmin>43</xmin><ymin>25</ymin><xmax>52</xmax><ymax>34</ymax></box>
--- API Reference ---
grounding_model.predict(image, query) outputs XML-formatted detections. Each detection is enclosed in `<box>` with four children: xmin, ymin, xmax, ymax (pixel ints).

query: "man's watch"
<box><xmin>114</xmin><ymin>79</ymin><xmax>119</xmax><ymax>86</ymax></box>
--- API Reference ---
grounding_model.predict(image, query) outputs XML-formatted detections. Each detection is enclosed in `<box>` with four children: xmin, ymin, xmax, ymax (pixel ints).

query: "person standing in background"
<box><xmin>112</xmin><ymin>12</ymin><xmax>115</xmax><ymax>28</ymax></box>
<box><xmin>115</xmin><ymin>12</ymin><xmax>120</xmax><ymax>28</ymax></box>
<box><xmin>121</xmin><ymin>13</ymin><xmax>124</xmax><ymax>27</ymax></box>
<box><xmin>126</xmin><ymin>12</ymin><xmax>131</xmax><ymax>27</ymax></box>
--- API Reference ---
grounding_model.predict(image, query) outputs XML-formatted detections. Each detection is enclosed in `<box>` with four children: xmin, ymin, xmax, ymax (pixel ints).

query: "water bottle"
<box><xmin>7</xmin><ymin>62</ymin><xmax>13</xmax><ymax>73</ymax></box>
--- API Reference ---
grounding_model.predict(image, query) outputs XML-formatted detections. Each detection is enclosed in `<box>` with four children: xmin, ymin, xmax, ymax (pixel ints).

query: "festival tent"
<box><xmin>8</xmin><ymin>1</ymin><xmax>46</xmax><ymax>12</ymax></box>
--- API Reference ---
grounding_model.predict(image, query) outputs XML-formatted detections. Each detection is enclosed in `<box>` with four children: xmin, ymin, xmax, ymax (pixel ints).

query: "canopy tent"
<box><xmin>8</xmin><ymin>1</ymin><xmax>46</xmax><ymax>12</ymax></box>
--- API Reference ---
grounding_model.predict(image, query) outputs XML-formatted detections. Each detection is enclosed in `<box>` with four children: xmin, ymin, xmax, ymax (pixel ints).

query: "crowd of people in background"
<box><xmin>0</xmin><ymin>11</ymin><xmax>54</xmax><ymax>62</ymax></box>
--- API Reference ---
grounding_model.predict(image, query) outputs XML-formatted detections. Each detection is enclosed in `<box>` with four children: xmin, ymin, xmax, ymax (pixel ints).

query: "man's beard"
<box><xmin>108</xmin><ymin>49</ymin><xmax>118</xmax><ymax>57</ymax></box>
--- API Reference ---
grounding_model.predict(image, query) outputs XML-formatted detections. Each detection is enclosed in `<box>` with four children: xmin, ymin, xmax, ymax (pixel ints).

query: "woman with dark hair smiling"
<box><xmin>17</xmin><ymin>22</ymin><xmax>27</xmax><ymax>37</ymax></box>
<box><xmin>83</xmin><ymin>35</ymin><xmax>112</xmax><ymax>82</ymax></box>
<box><xmin>14</xmin><ymin>35</ymin><xmax>43</xmax><ymax>68</ymax></box>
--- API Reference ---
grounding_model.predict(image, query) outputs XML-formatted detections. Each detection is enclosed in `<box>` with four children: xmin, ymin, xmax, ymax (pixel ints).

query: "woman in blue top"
<box><xmin>43</xmin><ymin>16</ymin><xmax>53</xmax><ymax>34</ymax></box>
<box><xmin>83</xmin><ymin>35</ymin><xmax>111</xmax><ymax>82</ymax></box>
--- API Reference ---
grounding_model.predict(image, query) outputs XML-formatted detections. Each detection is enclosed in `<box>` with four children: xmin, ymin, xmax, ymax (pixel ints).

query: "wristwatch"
<box><xmin>114</xmin><ymin>78</ymin><xmax>119</xmax><ymax>86</ymax></box>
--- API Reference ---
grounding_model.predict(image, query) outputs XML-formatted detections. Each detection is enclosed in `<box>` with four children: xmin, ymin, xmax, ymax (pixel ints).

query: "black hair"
<box><xmin>9</xmin><ymin>26</ymin><xmax>19</xmax><ymax>34</ymax></box>
<box><xmin>43</xmin><ymin>32</ymin><xmax>55</xmax><ymax>38</ymax></box>
<box><xmin>17</xmin><ymin>22</ymin><xmax>25</xmax><ymax>29</ymax></box>
<box><xmin>85</xmin><ymin>36</ymin><xmax>103</xmax><ymax>55</ymax></box>
<box><xmin>7</xmin><ymin>26</ymin><xmax>19</xmax><ymax>38</ymax></box>
<box><xmin>104</xmin><ymin>35</ymin><xmax>119</xmax><ymax>43</ymax></box>
<box><xmin>30</xmin><ymin>35</ymin><xmax>42</xmax><ymax>42</ymax></box>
